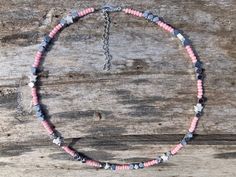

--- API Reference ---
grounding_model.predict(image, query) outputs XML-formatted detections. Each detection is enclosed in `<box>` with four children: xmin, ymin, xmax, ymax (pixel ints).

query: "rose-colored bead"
<box><xmin>123</xmin><ymin>8</ymin><xmax>143</xmax><ymax>17</ymax></box>
<box><xmin>144</xmin><ymin>160</ymin><xmax>157</xmax><ymax>167</ymax></box>
<box><xmin>85</xmin><ymin>160</ymin><xmax>101</xmax><ymax>168</ymax></box>
<box><xmin>189</xmin><ymin>117</ymin><xmax>199</xmax><ymax>133</ymax></box>
<box><xmin>41</xmin><ymin>120</ymin><xmax>54</xmax><ymax>134</ymax></box>
<box><xmin>171</xmin><ymin>143</ymin><xmax>183</xmax><ymax>155</ymax></box>
<box><xmin>62</xmin><ymin>146</ymin><xmax>76</xmax><ymax>157</ymax></box>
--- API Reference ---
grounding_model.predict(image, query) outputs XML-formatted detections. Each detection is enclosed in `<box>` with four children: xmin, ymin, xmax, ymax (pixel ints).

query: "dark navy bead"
<box><xmin>195</xmin><ymin>67</ymin><xmax>203</xmax><ymax>74</ymax></box>
<box><xmin>31</xmin><ymin>67</ymin><xmax>37</xmax><ymax>75</ymax></box>
<box><xmin>183</xmin><ymin>38</ymin><xmax>191</xmax><ymax>46</ymax></box>
<box><xmin>110</xmin><ymin>164</ymin><xmax>116</xmax><ymax>171</ymax></box>
<box><xmin>173</xmin><ymin>29</ymin><xmax>180</xmax><ymax>36</ymax></box>
<box><xmin>194</xmin><ymin>60</ymin><xmax>202</xmax><ymax>68</ymax></box>
<box><xmin>43</xmin><ymin>35</ymin><xmax>52</xmax><ymax>43</ymax></box>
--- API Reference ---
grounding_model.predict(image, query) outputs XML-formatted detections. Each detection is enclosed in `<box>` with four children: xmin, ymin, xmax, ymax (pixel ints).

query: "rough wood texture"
<box><xmin>0</xmin><ymin>0</ymin><xmax>236</xmax><ymax>177</ymax></box>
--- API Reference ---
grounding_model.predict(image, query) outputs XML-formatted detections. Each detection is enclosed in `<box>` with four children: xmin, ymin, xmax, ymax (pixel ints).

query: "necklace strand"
<box><xmin>29</xmin><ymin>5</ymin><xmax>205</xmax><ymax>171</ymax></box>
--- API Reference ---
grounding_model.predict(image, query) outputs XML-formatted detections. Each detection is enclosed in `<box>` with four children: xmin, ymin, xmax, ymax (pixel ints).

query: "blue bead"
<box><xmin>181</xmin><ymin>139</ymin><xmax>187</xmax><ymax>145</ymax></box>
<box><xmin>143</xmin><ymin>11</ymin><xmax>151</xmax><ymax>18</ymax></box>
<box><xmin>60</xmin><ymin>18</ymin><xmax>66</xmax><ymax>26</ymax></box>
<box><xmin>31</xmin><ymin>67</ymin><xmax>37</xmax><ymax>75</ymax></box>
<box><xmin>129</xmin><ymin>163</ymin><xmax>134</xmax><ymax>169</ymax></box>
<box><xmin>147</xmin><ymin>14</ymin><xmax>154</xmax><ymax>21</ymax></box>
<box><xmin>194</xmin><ymin>60</ymin><xmax>202</xmax><ymax>68</ymax></box>
<box><xmin>110</xmin><ymin>164</ymin><xmax>116</xmax><ymax>171</ymax></box>
<box><xmin>139</xmin><ymin>162</ymin><xmax>144</xmax><ymax>168</ymax></box>
<box><xmin>34</xmin><ymin>104</ymin><xmax>41</xmax><ymax>112</ymax></box>
<box><xmin>152</xmin><ymin>16</ymin><xmax>160</xmax><ymax>23</ymax></box>
<box><xmin>40</xmin><ymin>41</ymin><xmax>48</xmax><ymax>48</ymax></box>
<box><xmin>71</xmin><ymin>10</ymin><xmax>79</xmax><ymax>19</ymax></box>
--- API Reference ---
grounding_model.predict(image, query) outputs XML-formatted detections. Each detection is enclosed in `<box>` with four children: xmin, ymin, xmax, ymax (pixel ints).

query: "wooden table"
<box><xmin>0</xmin><ymin>0</ymin><xmax>235</xmax><ymax>176</ymax></box>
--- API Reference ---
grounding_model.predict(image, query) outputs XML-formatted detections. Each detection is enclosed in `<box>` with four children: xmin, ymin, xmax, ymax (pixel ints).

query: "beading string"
<box><xmin>29</xmin><ymin>6</ymin><xmax>205</xmax><ymax>171</ymax></box>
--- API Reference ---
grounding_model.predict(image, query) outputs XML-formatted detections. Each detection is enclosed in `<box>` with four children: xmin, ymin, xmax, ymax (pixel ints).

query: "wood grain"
<box><xmin>0</xmin><ymin>0</ymin><xmax>236</xmax><ymax>177</ymax></box>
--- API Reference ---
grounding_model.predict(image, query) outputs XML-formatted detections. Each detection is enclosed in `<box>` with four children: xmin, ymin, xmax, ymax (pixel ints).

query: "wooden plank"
<box><xmin>0</xmin><ymin>0</ymin><xmax>236</xmax><ymax>177</ymax></box>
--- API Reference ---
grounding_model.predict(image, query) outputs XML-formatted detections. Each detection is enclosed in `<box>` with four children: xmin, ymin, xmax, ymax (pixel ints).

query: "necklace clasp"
<box><xmin>101</xmin><ymin>5</ymin><xmax>122</xmax><ymax>13</ymax></box>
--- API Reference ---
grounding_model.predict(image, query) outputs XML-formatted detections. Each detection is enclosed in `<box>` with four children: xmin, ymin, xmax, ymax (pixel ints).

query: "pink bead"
<box><xmin>78</xmin><ymin>8</ymin><xmax>94</xmax><ymax>17</ymax></box>
<box><xmin>116</xmin><ymin>164</ymin><xmax>129</xmax><ymax>170</ymax></box>
<box><xmin>62</xmin><ymin>146</ymin><xmax>76</xmax><ymax>157</ymax></box>
<box><xmin>171</xmin><ymin>143</ymin><xmax>183</xmax><ymax>155</ymax></box>
<box><xmin>41</xmin><ymin>120</ymin><xmax>54</xmax><ymax>134</ymax></box>
<box><xmin>189</xmin><ymin>117</ymin><xmax>199</xmax><ymax>133</ymax></box>
<box><xmin>144</xmin><ymin>160</ymin><xmax>157</xmax><ymax>167</ymax></box>
<box><xmin>85</xmin><ymin>160</ymin><xmax>101</xmax><ymax>168</ymax></box>
<box><xmin>122</xmin><ymin>8</ymin><xmax>143</xmax><ymax>17</ymax></box>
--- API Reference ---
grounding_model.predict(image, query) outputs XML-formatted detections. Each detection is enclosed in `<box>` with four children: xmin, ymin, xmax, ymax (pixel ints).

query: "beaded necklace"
<box><xmin>29</xmin><ymin>5</ymin><xmax>205</xmax><ymax>171</ymax></box>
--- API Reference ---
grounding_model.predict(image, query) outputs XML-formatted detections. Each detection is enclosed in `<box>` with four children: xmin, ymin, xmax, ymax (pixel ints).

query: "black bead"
<box><xmin>198</xmin><ymin>98</ymin><xmax>204</xmax><ymax>104</ymax></box>
<box><xmin>73</xmin><ymin>153</ymin><xmax>82</xmax><ymax>161</ymax></box>
<box><xmin>81</xmin><ymin>157</ymin><xmax>86</xmax><ymax>163</ymax></box>
<box><xmin>196</xmin><ymin>112</ymin><xmax>202</xmax><ymax>117</ymax></box>
<box><xmin>197</xmin><ymin>74</ymin><xmax>203</xmax><ymax>80</ymax></box>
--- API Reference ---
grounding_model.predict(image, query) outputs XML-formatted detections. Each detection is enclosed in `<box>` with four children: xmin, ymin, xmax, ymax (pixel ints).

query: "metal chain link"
<box><xmin>102</xmin><ymin>11</ymin><xmax>112</xmax><ymax>71</ymax></box>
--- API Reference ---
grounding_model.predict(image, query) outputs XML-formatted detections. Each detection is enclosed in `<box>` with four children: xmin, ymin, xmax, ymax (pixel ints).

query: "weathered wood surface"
<box><xmin>0</xmin><ymin>0</ymin><xmax>236</xmax><ymax>177</ymax></box>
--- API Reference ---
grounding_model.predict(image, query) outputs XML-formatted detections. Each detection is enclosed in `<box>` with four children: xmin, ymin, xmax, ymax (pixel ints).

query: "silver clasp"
<box><xmin>101</xmin><ymin>5</ymin><xmax>122</xmax><ymax>13</ymax></box>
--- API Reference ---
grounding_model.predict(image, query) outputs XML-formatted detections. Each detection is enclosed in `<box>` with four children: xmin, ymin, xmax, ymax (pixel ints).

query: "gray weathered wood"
<box><xmin>0</xmin><ymin>0</ymin><xmax>236</xmax><ymax>177</ymax></box>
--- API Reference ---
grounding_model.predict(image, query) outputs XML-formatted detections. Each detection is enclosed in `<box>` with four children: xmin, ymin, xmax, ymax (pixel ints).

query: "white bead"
<box><xmin>53</xmin><ymin>137</ymin><xmax>63</xmax><ymax>146</ymax></box>
<box><xmin>161</xmin><ymin>154</ymin><xmax>169</xmax><ymax>162</ymax></box>
<box><xmin>177</xmin><ymin>33</ymin><xmax>185</xmax><ymax>42</ymax></box>
<box><xmin>194</xmin><ymin>103</ymin><xmax>203</xmax><ymax>113</ymax></box>
<box><xmin>104</xmin><ymin>162</ymin><xmax>110</xmax><ymax>170</ymax></box>
<box><xmin>65</xmin><ymin>15</ymin><xmax>73</xmax><ymax>24</ymax></box>
<box><xmin>28</xmin><ymin>74</ymin><xmax>37</xmax><ymax>82</ymax></box>
<box><xmin>28</xmin><ymin>82</ymin><xmax>35</xmax><ymax>88</ymax></box>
